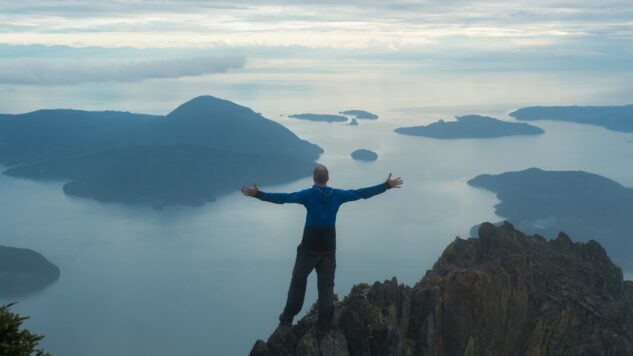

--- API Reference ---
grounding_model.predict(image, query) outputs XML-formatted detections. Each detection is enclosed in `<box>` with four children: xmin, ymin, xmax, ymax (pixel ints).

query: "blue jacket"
<box><xmin>257</xmin><ymin>182</ymin><xmax>390</xmax><ymax>252</ymax></box>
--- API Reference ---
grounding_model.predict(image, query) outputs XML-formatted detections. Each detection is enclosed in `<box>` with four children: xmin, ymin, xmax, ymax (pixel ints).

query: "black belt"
<box><xmin>301</xmin><ymin>226</ymin><xmax>336</xmax><ymax>253</ymax></box>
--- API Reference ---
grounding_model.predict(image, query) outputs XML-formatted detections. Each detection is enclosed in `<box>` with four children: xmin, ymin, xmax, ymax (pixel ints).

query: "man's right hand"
<box><xmin>241</xmin><ymin>183</ymin><xmax>259</xmax><ymax>197</ymax></box>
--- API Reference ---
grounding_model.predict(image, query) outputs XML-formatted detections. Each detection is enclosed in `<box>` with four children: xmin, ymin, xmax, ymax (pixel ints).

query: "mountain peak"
<box><xmin>250</xmin><ymin>222</ymin><xmax>633</xmax><ymax>356</ymax></box>
<box><xmin>167</xmin><ymin>95</ymin><xmax>253</xmax><ymax>118</ymax></box>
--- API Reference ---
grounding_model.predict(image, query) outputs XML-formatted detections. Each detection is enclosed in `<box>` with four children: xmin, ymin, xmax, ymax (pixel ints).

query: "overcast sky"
<box><xmin>0</xmin><ymin>1</ymin><xmax>632</xmax><ymax>111</ymax></box>
<box><xmin>2</xmin><ymin>1</ymin><xmax>633</xmax><ymax>47</ymax></box>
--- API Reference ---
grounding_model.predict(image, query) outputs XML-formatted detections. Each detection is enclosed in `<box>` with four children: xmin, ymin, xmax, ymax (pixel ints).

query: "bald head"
<box><xmin>313</xmin><ymin>164</ymin><xmax>329</xmax><ymax>186</ymax></box>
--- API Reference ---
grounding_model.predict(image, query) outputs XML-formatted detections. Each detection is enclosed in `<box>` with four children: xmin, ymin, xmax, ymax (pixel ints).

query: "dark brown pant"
<box><xmin>279</xmin><ymin>245</ymin><xmax>336</xmax><ymax>331</ymax></box>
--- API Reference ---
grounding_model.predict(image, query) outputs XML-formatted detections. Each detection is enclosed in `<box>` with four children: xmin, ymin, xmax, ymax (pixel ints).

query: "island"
<box><xmin>394</xmin><ymin>114</ymin><xmax>544</xmax><ymax>139</ymax></box>
<box><xmin>510</xmin><ymin>105</ymin><xmax>633</xmax><ymax>133</ymax></box>
<box><xmin>0</xmin><ymin>245</ymin><xmax>60</xmax><ymax>298</ymax></box>
<box><xmin>347</xmin><ymin>118</ymin><xmax>359</xmax><ymax>126</ymax></box>
<box><xmin>251</xmin><ymin>223</ymin><xmax>633</xmax><ymax>355</ymax></box>
<box><xmin>468</xmin><ymin>167</ymin><xmax>633</xmax><ymax>269</ymax></box>
<box><xmin>0</xmin><ymin>96</ymin><xmax>323</xmax><ymax>209</ymax></box>
<box><xmin>287</xmin><ymin>113</ymin><xmax>348</xmax><ymax>123</ymax></box>
<box><xmin>339</xmin><ymin>109</ymin><xmax>378</xmax><ymax>120</ymax></box>
<box><xmin>350</xmin><ymin>149</ymin><xmax>378</xmax><ymax>161</ymax></box>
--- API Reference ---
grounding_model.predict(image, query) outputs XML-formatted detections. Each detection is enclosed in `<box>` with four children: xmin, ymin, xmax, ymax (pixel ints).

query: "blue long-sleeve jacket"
<box><xmin>256</xmin><ymin>182</ymin><xmax>390</xmax><ymax>252</ymax></box>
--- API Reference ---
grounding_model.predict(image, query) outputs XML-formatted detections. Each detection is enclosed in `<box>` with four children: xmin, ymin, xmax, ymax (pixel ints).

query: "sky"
<box><xmin>0</xmin><ymin>0</ymin><xmax>632</xmax><ymax>112</ymax></box>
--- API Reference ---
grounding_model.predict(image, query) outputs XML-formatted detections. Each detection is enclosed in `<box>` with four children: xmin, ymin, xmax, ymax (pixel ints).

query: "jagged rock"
<box><xmin>250</xmin><ymin>340</ymin><xmax>270</xmax><ymax>356</ymax></box>
<box><xmin>295</xmin><ymin>329</ymin><xmax>349</xmax><ymax>356</ymax></box>
<box><xmin>250</xmin><ymin>222</ymin><xmax>633</xmax><ymax>355</ymax></box>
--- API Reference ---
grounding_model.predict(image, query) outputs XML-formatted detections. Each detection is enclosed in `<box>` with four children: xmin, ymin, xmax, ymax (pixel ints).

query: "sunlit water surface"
<box><xmin>1</xmin><ymin>101</ymin><xmax>633</xmax><ymax>355</ymax></box>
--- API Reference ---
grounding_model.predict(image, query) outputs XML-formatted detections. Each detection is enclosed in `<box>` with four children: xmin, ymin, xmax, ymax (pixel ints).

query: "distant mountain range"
<box><xmin>394</xmin><ymin>115</ymin><xmax>544</xmax><ymax>139</ymax></box>
<box><xmin>468</xmin><ymin>168</ymin><xmax>633</xmax><ymax>268</ymax></box>
<box><xmin>510</xmin><ymin>105</ymin><xmax>633</xmax><ymax>133</ymax></box>
<box><xmin>0</xmin><ymin>96</ymin><xmax>323</xmax><ymax>209</ymax></box>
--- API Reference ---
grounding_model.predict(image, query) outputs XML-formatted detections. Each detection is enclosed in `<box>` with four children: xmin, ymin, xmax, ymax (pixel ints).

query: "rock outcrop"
<box><xmin>250</xmin><ymin>222</ymin><xmax>633</xmax><ymax>356</ymax></box>
<box><xmin>467</xmin><ymin>167</ymin><xmax>633</xmax><ymax>269</ymax></box>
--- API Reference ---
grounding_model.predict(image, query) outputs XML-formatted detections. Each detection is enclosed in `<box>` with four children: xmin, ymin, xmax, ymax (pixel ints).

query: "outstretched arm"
<box><xmin>337</xmin><ymin>174</ymin><xmax>403</xmax><ymax>203</ymax></box>
<box><xmin>241</xmin><ymin>183</ymin><xmax>308</xmax><ymax>205</ymax></box>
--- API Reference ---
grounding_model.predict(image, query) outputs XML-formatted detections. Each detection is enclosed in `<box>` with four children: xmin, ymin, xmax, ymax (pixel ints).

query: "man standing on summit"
<box><xmin>241</xmin><ymin>164</ymin><xmax>403</xmax><ymax>337</ymax></box>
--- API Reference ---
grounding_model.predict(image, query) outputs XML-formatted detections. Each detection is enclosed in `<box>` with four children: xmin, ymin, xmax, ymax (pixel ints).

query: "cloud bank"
<box><xmin>0</xmin><ymin>55</ymin><xmax>246</xmax><ymax>85</ymax></box>
<box><xmin>1</xmin><ymin>1</ymin><xmax>632</xmax><ymax>49</ymax></box>
<box><xmin>0</xmin><ymin>0</ymin><xmax>630</xmax><ymax>86</ymax></box>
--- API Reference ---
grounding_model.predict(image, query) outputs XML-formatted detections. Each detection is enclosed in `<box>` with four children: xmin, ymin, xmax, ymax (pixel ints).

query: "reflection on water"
<box><xmin>1</xmin><ymin>104</ymin><xmax>633</xmax><ymax>355</ymax></box>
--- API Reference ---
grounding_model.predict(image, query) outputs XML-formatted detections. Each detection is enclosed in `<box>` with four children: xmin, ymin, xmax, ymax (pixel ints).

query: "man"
<box><xmin>241</xmin><ymin>164</ymin><xmax>403</xmax><ymax>338</ymax></box>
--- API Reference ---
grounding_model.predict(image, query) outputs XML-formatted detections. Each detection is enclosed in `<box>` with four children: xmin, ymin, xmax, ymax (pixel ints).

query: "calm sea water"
<box><xmin>1</xmin><ymin>97</ymin><xmax>633</xmax><ymax>355</ymax></box>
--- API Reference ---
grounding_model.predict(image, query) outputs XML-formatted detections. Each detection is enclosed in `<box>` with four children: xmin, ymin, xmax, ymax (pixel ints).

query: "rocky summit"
<box><xmin>250</xmin><ymin>222</ymin><xmax>633</xmax><ymax>356</ymax></box>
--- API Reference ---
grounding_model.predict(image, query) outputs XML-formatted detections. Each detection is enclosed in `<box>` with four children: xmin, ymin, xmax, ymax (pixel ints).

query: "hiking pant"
<box><xmin>279</xmin><ymin>244</ymin><xmax>336</xmax><ymax>331</ymax></box>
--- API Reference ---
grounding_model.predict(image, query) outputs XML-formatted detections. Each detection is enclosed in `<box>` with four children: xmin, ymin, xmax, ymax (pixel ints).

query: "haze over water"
<box><xmin>1</xmin><ymin>86</ymin><xmax>632</xmax><ymax>354</ymax></box>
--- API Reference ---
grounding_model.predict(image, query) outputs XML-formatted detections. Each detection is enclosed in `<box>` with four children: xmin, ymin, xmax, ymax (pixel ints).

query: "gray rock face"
<box><xmin>250</xmin><ymin>222</ymin><xmax>633</xmax><ymax>356</ymax></box>
<box><xmin>351</xmin><ymin>149</ymin><xmax>378</xmax><ymax>161</ymax></box>
<box><xmin>467</xmin><ymin>167</ymin><xmax>633</xmax><ymax>269</ymax></box>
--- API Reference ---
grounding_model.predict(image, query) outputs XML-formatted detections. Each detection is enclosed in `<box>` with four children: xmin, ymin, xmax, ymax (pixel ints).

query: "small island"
<box><xmin>288</xmin><ymin>113</ymin><xmax>348</xmax><ymax>123</ymax></box>
<box><xmin>467</xmin><ymin>167</ymin><xmax>633</xmax><ymax>269</ymax></box>
<box><xmin>339</xmin><ymin>110</ymin><xmax>378</xmax><ymax>120</ymax></box>
<box><xmin>347</xmin><ymin>118</ymin><xmax>359</xmax><ymax>126</ymax></box>
<box><xmin>394</xmin><ymin>115</ymin><xmax>544</xmax><ymax>139</ymax></box>
<box><xmin>510</xmin><ymin>105</ymin><xmax>633</xmax><ymax>133</ymax></box>
<box><xmin>0</xmin><ymin>245</ymin><xmax>60</xmax><ymax>298</ymax></box>
<box><xmin>350</xmin><ymin>149</ymin><xmax>378</xmax><ymax>161</ymax></box>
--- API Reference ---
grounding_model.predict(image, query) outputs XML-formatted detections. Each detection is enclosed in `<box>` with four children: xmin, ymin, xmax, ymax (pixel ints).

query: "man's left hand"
<box><xmin>386</xmin><ymin>173</ymin><xmax>403</xmax><ymax>189</ymax></box>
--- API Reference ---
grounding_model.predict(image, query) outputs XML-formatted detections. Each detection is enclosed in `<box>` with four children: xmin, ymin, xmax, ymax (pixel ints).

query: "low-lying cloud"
<box><xmin>0</xmin><ymin>55</ymin><xmax>246</xmax><ymax>85</ymax></box>
<box><xmin>2</xmin><ymin>1</ymin><xmax>632</xmax><ymax>50</ymax></box>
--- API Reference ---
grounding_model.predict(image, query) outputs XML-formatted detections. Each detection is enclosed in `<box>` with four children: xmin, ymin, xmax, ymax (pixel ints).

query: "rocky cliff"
<box><xmin>250</xmin><ymin>222</ymin><xmax>633</xmax><ymax>356</ymax></box>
